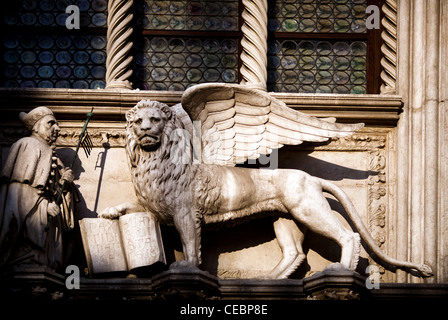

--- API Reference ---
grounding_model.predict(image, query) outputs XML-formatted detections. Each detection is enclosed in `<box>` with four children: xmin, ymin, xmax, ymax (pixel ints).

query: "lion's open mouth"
<box><xmin>140</xmin><ymin>135</ymin><xmax>160</xmax><ymax>149</ymax></box>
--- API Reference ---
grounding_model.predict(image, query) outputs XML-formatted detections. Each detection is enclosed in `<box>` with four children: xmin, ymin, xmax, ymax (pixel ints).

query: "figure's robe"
<box><xmin>0</xmin><ymin>136</ymin><xmax>74</xmax><ymax>271</ymax></box>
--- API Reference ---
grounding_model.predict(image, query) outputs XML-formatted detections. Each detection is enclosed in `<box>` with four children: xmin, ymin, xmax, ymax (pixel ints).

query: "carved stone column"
<box><xmin>240</xmin><ymin>0</ymin><xmax>268</xmax><ymax>91</ymax></box>
<box><xmin>380</xmin><ymin>0</ymin><xmax>397</xmax><ymax>94</ymax></box>
<box><xmin>439</xmin><ymin>0</ymin><xmax>448</xmax><ymax>286</ymax></box>
<box><xmin>105</xmin><ymin>0</ymin><xmax>134</xmax><ymax>90</ymax></box>
<box><xmin>395</xmin><ymin>0</ymin><xmax>447</xmax><ymax>283</ymax></box>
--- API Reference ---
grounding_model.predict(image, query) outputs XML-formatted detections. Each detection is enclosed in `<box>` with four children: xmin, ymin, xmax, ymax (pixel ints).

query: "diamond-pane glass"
<box><xmin>135</xmin><ymin>0</ymin><xmax>239</xmax><ymax>31</ymax></box>
<box><xmin>267</xmin><ymin>39</ymin><xmax>367</xmax><ymax>93</ymax></box>
<box><xmin>268</xmin><ymin>0</ymin><xmax>368</xmax><ymax>33</ymax></box>
<box><xmin>132</xmin><ymin>37</ymin><xmax>239</xmax><ymax>91</ymax></box>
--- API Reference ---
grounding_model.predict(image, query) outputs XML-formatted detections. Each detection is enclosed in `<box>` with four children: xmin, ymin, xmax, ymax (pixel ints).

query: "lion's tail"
<box><xmin>319</xmin><ymin>178</ymin><xmax>433</xmax><ymax>278</ymax></box>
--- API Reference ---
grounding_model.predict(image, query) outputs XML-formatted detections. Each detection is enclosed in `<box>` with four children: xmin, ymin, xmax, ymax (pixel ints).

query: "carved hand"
<box><xmin>60</xmin><ymin>168</ymin><xmax>74</xmax><ymax>184</ymax></box>
<box><xmin>47</xmin><ymin>202</ymin><xmax>61</xmax><ymax>217</ymax></box>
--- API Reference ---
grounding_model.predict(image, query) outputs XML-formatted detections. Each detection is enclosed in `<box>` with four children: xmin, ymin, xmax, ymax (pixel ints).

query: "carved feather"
<box><xmin>181</xmin><ymin>83</ymin><xmax>364</xmax><ymax>166</ymax></box>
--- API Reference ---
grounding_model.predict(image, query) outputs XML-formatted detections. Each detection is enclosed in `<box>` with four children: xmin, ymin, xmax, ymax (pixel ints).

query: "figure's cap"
<box><xmin>19</xmin><ymin>107</ymin><xmax>54</xmax><ymax>131</ymax></box>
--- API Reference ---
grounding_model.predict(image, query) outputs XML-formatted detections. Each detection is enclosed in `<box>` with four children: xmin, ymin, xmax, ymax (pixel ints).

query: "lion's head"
<box><xmin>126</xmin><ymin>100</ymin><xmax>172</xmax><ymax>152</ymax></box>
<box><xmin>125</xmin><ymin>100</ymin><xmax>180</xmax><ymax>168</ymax></box>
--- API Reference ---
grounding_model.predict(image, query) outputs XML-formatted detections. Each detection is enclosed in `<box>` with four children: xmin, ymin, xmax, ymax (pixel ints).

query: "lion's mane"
<box><xmin>125</xmin><ymin>100</ymin><xmax>221</xmax><ymax>225</ymax></box>
<box><xmin>125</xmin><ymin>100</ymin><xmax>194</xmax><ymax>221</ymax></box>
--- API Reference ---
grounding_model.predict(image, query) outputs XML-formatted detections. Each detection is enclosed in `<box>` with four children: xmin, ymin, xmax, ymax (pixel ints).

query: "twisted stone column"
<box><xmin>380</xmin><ymin>0</ymin><xmax>397</xmax><ymax>94</ymax></box>
<box><xmin>105</xmin><ymin>0</ymin><xmax>134</xmax><ymax>90</ymax></box>
<box><xmin>240</xmin><ymin>0</ymin><xmax>268</xmax><ymax>91</ymax></box>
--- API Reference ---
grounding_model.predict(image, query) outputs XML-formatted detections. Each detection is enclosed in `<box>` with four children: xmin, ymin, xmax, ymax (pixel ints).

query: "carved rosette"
<box><xmin>240</xmin><ymin>0</ymin><xmax>268</xmax><ymax>91</ymax></box>
<box><xmin>105</xmin><ymin>0</ymin><xmax>134</xmax><ymax>90</ymax></box>
<box><xmin>380</xmin><ymin>0</ymin><xmax>397</xmax><ymax>94</ymax></box>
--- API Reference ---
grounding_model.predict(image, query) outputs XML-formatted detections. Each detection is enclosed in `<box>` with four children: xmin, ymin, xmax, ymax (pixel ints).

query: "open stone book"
<box><xmin>79</xmin><ymin>212</ymin><xmax>166</xmax><ymax>274</ymax></box>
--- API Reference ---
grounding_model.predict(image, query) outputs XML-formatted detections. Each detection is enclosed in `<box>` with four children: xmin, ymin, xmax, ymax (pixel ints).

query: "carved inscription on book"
<box><xmin>79</xmin><ymin>212</ymin><xmax>165</xmax><ymax>274</ymax></box>
<box><xmin>120</xmin><ymin>212</ymin><xmax>166</xmax><ymax>270</ymax></box>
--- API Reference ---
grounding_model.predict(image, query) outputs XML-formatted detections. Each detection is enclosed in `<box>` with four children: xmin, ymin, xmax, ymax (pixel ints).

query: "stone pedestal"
<box><xmin>0</xmin><ymin>266</ymin><xmax>66</xmax><ymax>300</ymax></box>
<box><xmin>303</xmin><ymin>269</ymin><xmax>369</xmax><ymax>300</ymax></box>
<box><xmin>2</xmin><ymin>266</ymin><xmax>446</xmax><ymax>301</ymax></box>
<box><xmin>151</xmin><ymin>263</ymin><xmax>220</xmax><ymax>300</ymax></box>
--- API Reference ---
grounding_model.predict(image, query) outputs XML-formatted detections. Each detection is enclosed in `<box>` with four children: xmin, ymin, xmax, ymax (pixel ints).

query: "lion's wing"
<box><xmin>181</xmin><ymin>83</ymin><xmax>364</xmax><ymax>166</ymax></box>
<box><xmin>171</xmin><ymin>102</ymin><xmax>194</xmax><ymax>136</ymax></box>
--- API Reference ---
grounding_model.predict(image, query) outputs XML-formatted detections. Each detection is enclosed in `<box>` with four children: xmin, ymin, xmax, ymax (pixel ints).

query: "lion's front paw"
<box><xmin>98</xmin><ymin>207</ymin><xmax>121</xmax><ymax>219</ymax></box>
<box><xmin>417</xmin><ymin>264</ymin><xmax>433</xmax><ymax>277</ymax></box>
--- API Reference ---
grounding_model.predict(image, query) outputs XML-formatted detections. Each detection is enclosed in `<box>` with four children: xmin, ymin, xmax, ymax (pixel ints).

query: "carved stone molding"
<box><xmin>312</xmin><ymin>134</ymin><xmax>386</xmax><ymax>152</ymax></box>
<box><xmin>380</xmin><ymin>0</ymin><xmax>397</xmax><ymax>94</ymax></box>
<box><xmin>367</xmin><ymin>148</ymin><xmax>387</xmax><ymax>277</ymax></box>
<box><xmin>57</xmin><ymin>128</ymin><xmax>126</xmax><ymax>148</ymax></box>
<box><xmin>0</xmin><ymin>127</ymin><xmax>126</xmax><ymax>148</ymax></box>
<box><xmin>0</xmin><ymin>88</ymin><xmax>403</xmax><ymax>126</ymax></box>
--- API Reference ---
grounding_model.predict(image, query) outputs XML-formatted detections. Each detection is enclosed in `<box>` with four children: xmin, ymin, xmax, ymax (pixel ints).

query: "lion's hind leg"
<box><xmin>268</xmin><ymin>218</ymin><xmax>307</xmax><ymax>279</ymax></box>
<box><xmin>285</xmin><ymin>178</ymin><xmax>361</xmax><ymax>272</ymax></box>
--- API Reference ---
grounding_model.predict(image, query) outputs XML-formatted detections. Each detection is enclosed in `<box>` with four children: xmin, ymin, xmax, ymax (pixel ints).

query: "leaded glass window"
<box><xmin>133</xmin><ymin>37</ymin><xmax>239</xmax><ymax>91</ymax></box>
<box><xmin>1</xmin><ymin>0</ymin><xmax>382</xmax><ymax>94</ymax></box>
<box><xmin>1</xmin><ymin>0</ymin><xmax>107</xmax><ymax>89</ymax></box>
<box><xmin>267</xmin><ymin>40</ymin><xmax>367</xmax><ymax>94</ymax></box>
<box><xmin>136</xmin><ymin>1</ymin><xmax>239</xmax><ymax>31</ymax></box>
<box><xmin>131</xmin><ymin>0</ymin><xmax>241</xmax><ymax>90</ymax></box>
<box><xmin>2</xmin><ymin>34</ymin><xmax>107</xmax><ymax>89</ymax></box>
<box><xmin>266</xmin><ymin>0</ymin><xmax>381</xmax><ymax>94</ymax></box>
<box><xmin>3</xmin><ymin>0</ymin><xmax>107</xmax><ymax>28</ymax></box>
<box><xmin>269</xmin><ymin>0</ymin><xmax>368</xmax><ymax>33</ymax></box>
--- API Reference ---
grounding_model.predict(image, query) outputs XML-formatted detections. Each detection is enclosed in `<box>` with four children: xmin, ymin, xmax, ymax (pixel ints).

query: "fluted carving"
<box><xmin>105</xmin><ymin>0</ymin><xmax>134</xmax><ymax>90</ymax></box>
<box><xmin>240</xmin><ymin>0</ymin><xmax>268</xmax><ymax>91</ymax></box>
<box><xmin>380</xmin><ymin>0</ymin><xmax>397</xmax><ymax>94</ymax></box>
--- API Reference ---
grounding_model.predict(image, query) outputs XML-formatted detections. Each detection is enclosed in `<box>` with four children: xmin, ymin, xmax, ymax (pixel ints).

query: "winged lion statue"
<box><xmin>99</xmin><ymin>83</ymin><xmax>432</xmax><ymax>279</ymax></box>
